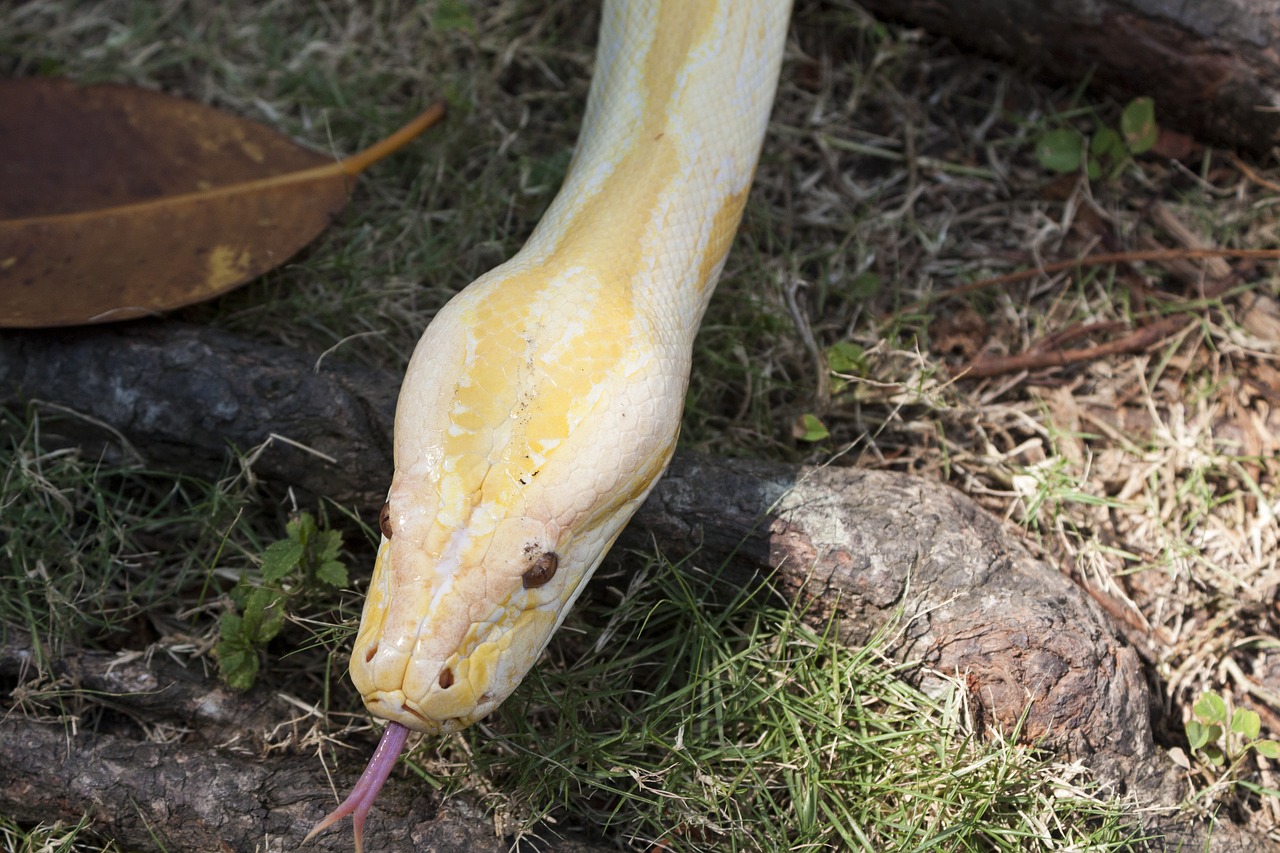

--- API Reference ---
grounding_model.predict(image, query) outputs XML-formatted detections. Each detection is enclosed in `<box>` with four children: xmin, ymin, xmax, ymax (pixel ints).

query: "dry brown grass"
<box><xmin>729</xmin><ymin>1</ymin><xmax>1280</xmax><ymax>836</ymax></box>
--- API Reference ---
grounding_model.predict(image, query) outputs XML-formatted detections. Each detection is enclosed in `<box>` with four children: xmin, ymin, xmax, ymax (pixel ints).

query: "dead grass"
<box><xmin>733</xmin><ymin>2</ymin><xmax>1280</xmax><ymax>837</ymax></box>
<box><xmin>2</xmin><ymin>0</ymin><xmax>1280</xmax><ymax>848</ymax></box>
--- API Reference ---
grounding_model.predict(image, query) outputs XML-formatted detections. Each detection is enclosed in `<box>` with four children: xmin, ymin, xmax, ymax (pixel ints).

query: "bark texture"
<box><xmin>0</xmin><ymin>322</ymin><xmax>397</xmax><ymax>507</ymax></box>
<box><xmin>0</xmin><ymin>636</ymin><xmax>601</xmax><ymax>852</ymax></box>
<box><xmin>853</xmin><ymin>0</ymin><xmax>1280</xmax><ymax>152</ymax></box>
<box><xmin>0</xmin><ymin>322</ymin><xmax>1266</xmax><ymax>851</ymax></box>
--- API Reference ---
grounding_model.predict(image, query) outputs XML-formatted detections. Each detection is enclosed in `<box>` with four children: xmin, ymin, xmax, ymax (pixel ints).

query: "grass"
<box><xmin>449</xmin><ymin>557</ymin><xmax>1142</xmax><ymax>851</ymax></box>
<box><xmin>0</xmin><ymin>408</ymin><xmax>239</xmax><ymax>664</ymax></box>
<box><xmin>3</xmin><ymin>0</ymin><xmax>1280</xmax><ymax>849</ymax></box>
<box><xmin>0</xmin><ymin>816</ymin><xmax>122</xmax><ymax>853</ymax></box>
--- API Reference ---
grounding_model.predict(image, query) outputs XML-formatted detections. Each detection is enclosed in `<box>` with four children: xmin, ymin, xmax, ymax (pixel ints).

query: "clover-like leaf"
<box><xmin>1194</xmin><ymin>691</ymin><xmax>1228</xmax><ymax>725</ymax></box>
<box><xmin>1254</xmin><ymin>739</ymin><xmax>1280</xmax><ymax>759</ymax></box>
<box><xmin>1035</xmin><ymin>128</ymin><xmax>1084</xmax><ymax>173</ymax></box>
<box><xmin>828</xmin><ymin>341</ymin><xmax>869</xmax><ymax>394</ymax></box>
<box><xmin>1092</xmin><ymin>127</ymin><xmax>1125</xmax><ymax>160</ymax></box>
<box><xmin>795</xmin><ymin>413</ymin><xmax>830</xmax><ymax>442</ymax></box>
<box><xmin>1121</xmin><ymin>96</ymin><xmax>1158</xmax><ymax>154</ymax></box>
<box><xmin>1231</xmin><ymin>707</ymin><xmax>1261</xmax><ymax>741</ymax></box>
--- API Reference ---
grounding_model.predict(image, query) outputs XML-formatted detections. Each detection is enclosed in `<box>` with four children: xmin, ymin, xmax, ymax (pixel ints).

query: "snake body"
<box><xmin>310</xmin><ymin>2</ymin><xmax>791</xmax><ymax>847</ymax></box>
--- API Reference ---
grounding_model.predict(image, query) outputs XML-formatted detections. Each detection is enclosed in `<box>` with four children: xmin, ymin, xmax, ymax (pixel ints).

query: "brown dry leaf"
<box><xmin>0</xmin><ymin>78</ymin><xmax>445</xmax><ymax>327</ymax></box>
<box><xmin>1240</xmin><ymin>291</ymin><xmax>1280</xmax><ymax>343</ymax></box>
<box><xmin>928</xmin><ymin>306</ymin><xmax>988</xmax><ymax>360</ymax></box>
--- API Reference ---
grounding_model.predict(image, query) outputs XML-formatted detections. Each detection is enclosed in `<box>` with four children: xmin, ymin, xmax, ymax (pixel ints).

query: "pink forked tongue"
<box><xmin>304</xmin><ymin>721</ymin><xmax>411</xmax><ymax>853</ymax></box>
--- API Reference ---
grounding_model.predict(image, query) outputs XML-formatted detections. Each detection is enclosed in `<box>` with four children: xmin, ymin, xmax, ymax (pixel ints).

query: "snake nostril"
<box><xmin>364</xmin><ymin>642</ymin><xmax>379</xmax><ymax>663</ymax></box>
<box><xmin>438</xmin><ymin>667</ymin><xmax>455</xmax><ymax>689</ymax></box>
<box><xmin>379</xmin><ymin>501</ymin><xmax>393</xmax><ymax>539</ymax></box>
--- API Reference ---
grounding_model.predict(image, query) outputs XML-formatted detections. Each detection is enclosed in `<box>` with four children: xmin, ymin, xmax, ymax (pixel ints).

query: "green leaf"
<box><xmin>240</xmin><ymin>586</ymin><xmax>286</xmax><ymax>643</ymax></box>
<box><xmin>828</xmin><ymin>341</ymin><xmax>868</xmax><ymax>378</ymax></box>
<box><xmin>1086</xmin><ymin>156</ymin><xmax>1101</xmax><ymax>181</ymax></box>
<box><xmin>796</xmin><ymin>413</ymin><xmax>830</xmax><ymax>442</ymax></box>
<box><xmin>828</xmin><ymin>341</ymin><xmax>868</xmax><ymax>394</ymax></box>
<box><xmin>229</xmin><ymin>581</ymin><xmax>251</xmax><ymax>610</ymax></box>
<box><xmin>1232</xmin><ymin>708</ymin><xmax>1261</xmax><ymax>740</ymax></box>
<box><xmin>287</xmin><ymin>511</ymin><xmax>318</xmax><ymax>545</ymax></box>
<box><xmin>215</xmin><ymin>632</ymin><xmax>259</xmax><ymax>691</ymax></box>
<box><xmin>1204</xmin><ymin>744</ymin><xmax>1225</xmax><ymax>767</ymax></box>
<box><xmin>1121</xmin><ymin>97</ymin><xmax>1158</xmax><ymax>154</ymax></box>
<box><xmin>220</xmin><ymin>610</ymin><xmax>244</xmax><ymax>641</ymax></box>
<box><xmin>261</xmin><ymin>538</ymin><xmax>304</xmax><ymax>582</ymax></box>
<box><xmin>316</xmin><ymin>528</ymin><xmax>343</xmax><ymax>564</ymax></box>
<box><xmin>1253</xmin><ymin>739</ymin><xmax>1280</xmax><ymax>759</ymax></box>
<box><xmin>1035</xmin><ymin>128</ymin><xmax>1083</xmax><ymax>173</ymax></box>
<box><xmin>220</xmin><ymin>647</ymin><xmax>259</xmax><ymax>690</ymax></box>
<box><xmin>1194</xmin><ymin>692</ymin><xmax>1228</xmax><ymax>725</ymax></box>
<box><xmin>1092</xmin><ymin>127</ymin><xmax>1124</xmax><ymax>159</ymax></box>
<box><xmin>238</xmin><ymin>587</ymin><xmax>270</xmax><ymax>634</ymax></box>
<box><xmin>316</xmin><ymin>559</ymin><xmax>349</xmax><ymax>588</ymax></box>
<box><xmin>1186</xmin><ymin>720</ymin><xmax>1209</xmax><ymax>751</ymax></box>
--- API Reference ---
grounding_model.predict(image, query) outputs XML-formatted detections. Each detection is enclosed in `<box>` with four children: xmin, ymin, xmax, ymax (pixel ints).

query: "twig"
<box><xmin>954</xmin><ymin>315</ymin><xmax>1187</xmax><ymax>380</ymax></box>
<box><xmin>903</xmin><ymin>246</ymin><xmax>1280</xmax><ymax>315</ymax></box>
<box><xmin>1229</xmin><ymin>152</ymin><xmax>1280</xmax><ymax>195</ymax></box>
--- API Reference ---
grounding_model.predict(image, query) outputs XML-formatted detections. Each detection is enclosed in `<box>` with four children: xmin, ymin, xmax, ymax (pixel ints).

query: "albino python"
<box><xmin>308</xmin><ymin>1</ymin><xmax>791</xmax><ymax>848</ymax></box>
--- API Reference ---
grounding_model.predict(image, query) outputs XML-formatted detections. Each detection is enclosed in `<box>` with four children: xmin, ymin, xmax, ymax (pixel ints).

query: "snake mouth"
<box><xmin>364</xmin><ymin>691</ymin><xmax>471</xmax><ymax>734</ymax></box>
<box><xmin>399</xmin><ymin>702</ymin><xmax>430</xmax><ymax>725</ymax></box>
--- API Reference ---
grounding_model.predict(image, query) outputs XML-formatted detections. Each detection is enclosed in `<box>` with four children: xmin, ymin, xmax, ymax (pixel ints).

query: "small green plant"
<box><xmin>794</xmin><ymin>342</ymin><xmax>872</xmax><ymax>443</ymax></box>
<box><xmin>1035</xmin><ymin>96</ymin><xmax>1158</xmax><ymax>181</ymax></box>
<box><xmin>1184</xmin><ymin>690</ymin><xmax>1280</xmax><ymax>799</ymax></box>
<box><xmin>794</xmin><ymin>412</ymin><xmax>830</xmax><ymax>442</ymax></box>
<box><xmin>216</xmin><ymin>511</ymin><xmax>349</xmax><ymax>690</ymax></box>
<box><xmin>827</xmin><ymin>340</ymin><xmax>869</xmax><ymax>394</ymax></box>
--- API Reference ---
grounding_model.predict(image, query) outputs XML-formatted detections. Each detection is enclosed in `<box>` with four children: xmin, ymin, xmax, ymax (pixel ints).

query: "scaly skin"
<box><xmin>310</xmin><ymin>1</ymin><xmax>791</xmax><ymax>848</ymax></box>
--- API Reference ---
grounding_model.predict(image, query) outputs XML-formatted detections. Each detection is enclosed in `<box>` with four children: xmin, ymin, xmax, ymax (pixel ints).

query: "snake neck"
<box><xmin>516</xmin><ymin>0</ymin><xmax>792</xmax><ymax>345</ymax></box>
<box><xmin>316</xmin><ymin>4</ymin><xmax>793</xmax><ymax>849</ymax></box>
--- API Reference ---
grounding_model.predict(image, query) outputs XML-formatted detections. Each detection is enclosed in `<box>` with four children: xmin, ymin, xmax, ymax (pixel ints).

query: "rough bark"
<box><xmin>0</xmin><ymin>323</ymin><xmax>1262</xmax><ymax>851</ymax></box>
<box><xmin>0</xmin><ymin>322</ymin><xmax>397</xmax><ymax>508</ymax></box>
<box><xmin>851</xmin><ymin>0</ymin><xmax>1280</xmax><ymax>152</ymax></box>
<box><xmin>0</xmin><ymin>637</ymin><xmax>606</xmax><ymax>853</ymax></box>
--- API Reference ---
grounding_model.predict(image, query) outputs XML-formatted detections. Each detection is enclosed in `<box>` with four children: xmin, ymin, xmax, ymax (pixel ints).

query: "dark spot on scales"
<box><xmin>522</xmin><ymin>552</ymin><xmax>558</xmax><ymax>588</ymax></box>
<box><xmin>379</xmin><ymin>501</ymin><xmax>393</xmax><ymax>538</ymax></box>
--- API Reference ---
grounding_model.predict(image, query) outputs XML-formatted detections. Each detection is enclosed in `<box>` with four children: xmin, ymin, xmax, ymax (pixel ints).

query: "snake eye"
<box><xmin>522</xmin><ymin>552</ymin><xmax>558</xmax><ymax>588</ymax></box>
<box><xmin>379</xmin><ymin>502</ymin><xmax>393</xmax><ymax>539</ymax></box>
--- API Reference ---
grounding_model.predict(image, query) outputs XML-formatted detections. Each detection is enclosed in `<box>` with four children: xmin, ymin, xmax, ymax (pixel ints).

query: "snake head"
<box><xmin>347</xmin><ymin>263</ymin><xmax>684</xmax><ymax>734</ymax></box>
